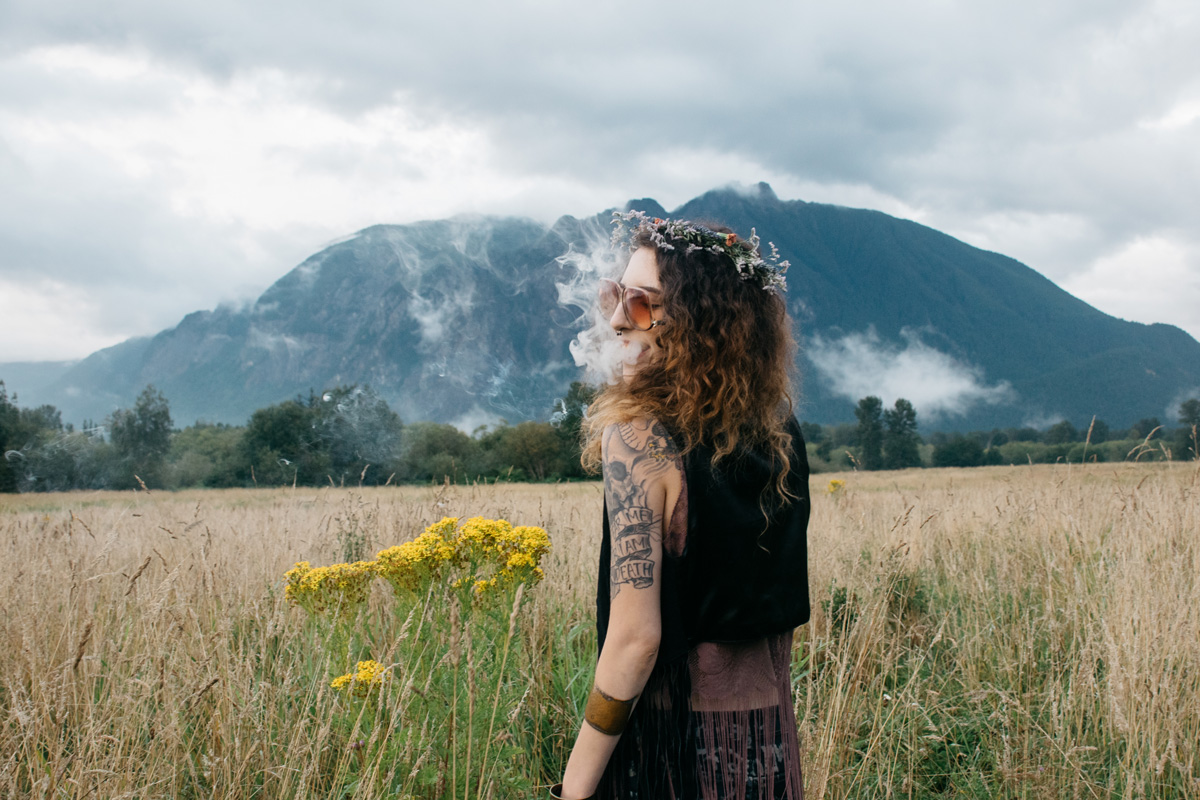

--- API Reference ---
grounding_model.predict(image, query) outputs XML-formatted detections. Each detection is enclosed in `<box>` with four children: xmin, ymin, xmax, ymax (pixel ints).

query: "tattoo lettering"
<box><xmin>604</xmin><ymin>419</ymin><xmax>680</xmax><ymax>599</ymax></box>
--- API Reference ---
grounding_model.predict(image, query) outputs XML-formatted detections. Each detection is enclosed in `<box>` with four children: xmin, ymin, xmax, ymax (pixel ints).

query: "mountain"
<box><xmin>31</xmin><ymin>216</ymin><xmax>600</xmax><ymax>430</ymax></box>
<box><xmin>671</xmin><ymin>184</ymin><xmax>1200</xmax><ymax>429</ymax></box>
<box><xmin>8</xmin><ymin>184</ymin><xmax>1200</xmax><ymax>430</ymax></box>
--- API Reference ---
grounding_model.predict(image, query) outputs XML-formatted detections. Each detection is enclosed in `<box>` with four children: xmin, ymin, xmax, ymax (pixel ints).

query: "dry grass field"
<box><xmin>2</xmin><ymin>461</ymin><xmax>1198</xmax><ymax>799</ymax></box>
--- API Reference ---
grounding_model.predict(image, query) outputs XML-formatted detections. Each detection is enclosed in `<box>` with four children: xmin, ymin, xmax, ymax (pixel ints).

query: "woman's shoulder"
<box><xmin>600</xmin><ymin>417</ymin><xmax>679</xmax><ymax>463</ymax></box>
<box><xmin>601</xmin><ymin>417</ymin><xmax>684</xmax><ymax>496</ymax></box>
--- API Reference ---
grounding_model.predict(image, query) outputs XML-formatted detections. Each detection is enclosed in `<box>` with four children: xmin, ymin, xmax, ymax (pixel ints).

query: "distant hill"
<box><xmin>6</xmin><ymin>184</ymin><xmax>1199</xmax><ymax>430</ymax></box>
<box><xmin>0</xmin><ymin>361</ymin><xmax>76</xmax><ymax>404</ymax></box>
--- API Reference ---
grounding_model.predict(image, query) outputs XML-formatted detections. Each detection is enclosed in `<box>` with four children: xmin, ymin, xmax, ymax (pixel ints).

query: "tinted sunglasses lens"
<box><xmin>598</xmin><ymin>280</ymin><xmax>621</xmax><ymax>317</ymax></box>
<box><xmin>624</xmin><ymin>288</ymin><xmax>654</xmax><ymax>330</ymax></box>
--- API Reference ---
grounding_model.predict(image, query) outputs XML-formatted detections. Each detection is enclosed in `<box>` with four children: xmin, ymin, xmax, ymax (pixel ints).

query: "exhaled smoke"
<box><xmin>557</xmin><ymin>226</ymin><xmax>627</xmax><ymax>387</ymax></box>
<box><xmin>318</xmin><ymin>385</ymin><xmax>403</xmax><ymax>464</ymax></box>
<box><xmin>5</xmin><ymin>424</ymin><xmax>108</xmax><ymax>492</ymax></box>
<box><xmin>409</xmin><ymin>284</ymin><xmax>476</xmax><ymax>350</ymax></box>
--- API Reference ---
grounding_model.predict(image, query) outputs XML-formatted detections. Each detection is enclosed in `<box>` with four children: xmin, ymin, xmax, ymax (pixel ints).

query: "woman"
<box><xmin>552</xmin><ymin>212</ymin><xmax>811</xmax><ymax>800</ymax></box>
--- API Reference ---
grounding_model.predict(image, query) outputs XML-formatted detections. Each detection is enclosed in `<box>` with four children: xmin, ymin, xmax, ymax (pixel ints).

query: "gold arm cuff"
<box><xmin>583</xmin><ymin>684</ymin><xmax>637</xmax><ymax>736</ymax></box>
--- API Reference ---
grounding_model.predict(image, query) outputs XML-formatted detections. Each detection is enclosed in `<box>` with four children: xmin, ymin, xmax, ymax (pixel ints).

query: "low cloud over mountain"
<box><xmin>807</xmin><ymin>328</ymin><xmax>1015</xmax><ymax>419</ymax></box>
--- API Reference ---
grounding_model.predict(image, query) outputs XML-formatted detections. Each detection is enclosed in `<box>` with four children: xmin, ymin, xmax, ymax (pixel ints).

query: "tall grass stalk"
<box><xmin>478</xmin><ymin>584</ymin><xmax>524</xmax><ymax>797</ymax></box>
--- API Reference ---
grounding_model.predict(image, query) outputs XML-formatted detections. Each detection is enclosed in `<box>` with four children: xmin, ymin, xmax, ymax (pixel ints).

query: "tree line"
<box><xmin>2</xmin><ymin>381</ymin><xmax>1198</xmax><ymax>492</ymax></box>
<box><xmin>803</xmin><ymin>395</ymin><xmax>1200</xmax><ymax>472</ymax></box>
<box><xmin>0</xmin><ymin>381</ymin><xmax>596</xmax><ymax>493</ymax></box>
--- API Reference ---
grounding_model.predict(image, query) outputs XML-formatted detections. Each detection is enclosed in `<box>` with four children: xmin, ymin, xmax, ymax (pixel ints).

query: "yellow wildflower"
<box><xmin>284</xmin><ymin>561</ymin><xmax>314</xmax><ymax>607</ymax></box>
<box><xmin>286</xmin><ymin>516</ymin><xmax>551</xmax><ymax>610</ymax></box>
<box><xmin>284</xmin><ymin>559</ymin><xmax>376</xmax><ymax>617</ymax></box>
<box><xmin>375</xmin><ymin>517</ymin><xmax>458</xmax><ymax>596</ymax></box>
<box><xmin>331</xmin><ymin>660</ymin><xmax>390</xmax><ymax>697</ymax></box>
<box><xmin>827</xmin><ymin>479</ymin><xmax>846</xmax><ymax>495</ymax></box>
<box><xmin>455</xmin><ymin>518</ymin><xmax>551</xmax><ymax>599</ymax></box>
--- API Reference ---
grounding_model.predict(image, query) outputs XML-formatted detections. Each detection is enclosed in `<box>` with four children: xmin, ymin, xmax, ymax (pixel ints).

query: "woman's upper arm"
<box><xmin>601</xmin><ymin>419</ymin><xmax>682</xmax><ymax>637</ymax></box>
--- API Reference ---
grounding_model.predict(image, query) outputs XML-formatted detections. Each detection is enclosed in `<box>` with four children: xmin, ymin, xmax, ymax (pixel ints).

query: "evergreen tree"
<box><xmin>1043</xmin><ymin>420</ymin><xmax>1078</xmax><ymax>445</ymax></box>
<box><xmin>241</xmin><ymin>397</ymin><xmax>326</xmax><ymax>485</ymax></box>
<box><xmin>1179</xmin><ymin>398</ymin><xmax>1200</xmax><ymax>461</ymax></box>
<box><xmin>883</xmin><ymin>398</ymin><xmax>921</xmax><ymax>469</ymax></box>
<box><xmin>1129</xmin><ymin>417</ymin><xmax>1162</xmax><ymax>440</ymax></box>
<box><xmin>0</xmin><ymin>382</ymin><xmax>19</xmax><ymax>492</ymax></box>
<box><xmin>1084</xmin><ymin>418</ymin><xmax>1110</xmax><ymax>444</ymax></box>
<box><xmin>854</xmin><ymin>396</ymin><xmax>884</xmax><ymax>471</ymax></box>
<box><xmin>552</xmin><ymin>381</ymin><xmax>596</xmax><ymax>477</ymax></box>
<box><xmin>315</xmin><ymin>385</ymin><xmax>404</xmax><ymax>484</ymax></box>
<box><xmin>800</xmin><ymin>422</ymin><xmax>824</xmax><ymax>444</ymax></box>
<box><xmin>933</xmin><ymin>435</ymin><xmax>984</xmax><ymax>467</ymax></box>
<box><xmin>1007</xmin><ymin>427</ymin><xmax>1041</xmax><ymax>442</ymax></box>
<box><xmin>1180</xmin><ymin>398</ymin><xmax>1200</xmax><ymax>429</ymax></box>
<box><xmin>107</xmin><ymin>385</ymin><xmax>173</xmax><ymax>488</ymax></box>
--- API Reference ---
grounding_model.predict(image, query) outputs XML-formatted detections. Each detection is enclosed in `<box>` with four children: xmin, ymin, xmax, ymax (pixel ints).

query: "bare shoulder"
<box><xmin>601</xmin><ymin>418</ymin><xmax>680</xmax><ymax>480</ymax></box>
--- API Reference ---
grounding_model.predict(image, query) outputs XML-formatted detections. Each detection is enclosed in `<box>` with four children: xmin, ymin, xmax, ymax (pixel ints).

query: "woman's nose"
<box><xmin>609</xmin><ymin>302</ymin><xmax>630</xmax><ymax>332</ymax></box>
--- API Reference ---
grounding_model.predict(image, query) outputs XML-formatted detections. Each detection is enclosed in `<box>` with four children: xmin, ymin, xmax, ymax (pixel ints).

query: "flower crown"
<box><xmin>610</xmin><ymin>209</ymin><xmax>789</xmax><ymax>292</ymax></box>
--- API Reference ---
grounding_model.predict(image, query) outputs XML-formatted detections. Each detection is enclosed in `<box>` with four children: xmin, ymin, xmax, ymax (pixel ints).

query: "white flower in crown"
<box><xmin>610</xmin><ymin>209</ymin><xmax>789</xmax><ymax>292</ymax></box>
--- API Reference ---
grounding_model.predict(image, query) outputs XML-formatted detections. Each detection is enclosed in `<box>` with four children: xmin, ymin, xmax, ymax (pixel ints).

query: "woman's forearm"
<box><xmin>558</xmin><ymin>634</ymin><xmax>660</xmax><ymax>798</ymax></box>
<box><xmin>592</xmin><ymin>626</ymin><xmax>660</xmax><ymax>699</ymax></box>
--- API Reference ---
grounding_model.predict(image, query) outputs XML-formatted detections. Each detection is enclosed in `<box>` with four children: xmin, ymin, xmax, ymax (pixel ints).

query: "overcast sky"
<box><xmin>2</xmin><ymin>0</ymin><xmax>1198</xmax><ymax>362</ymax></box>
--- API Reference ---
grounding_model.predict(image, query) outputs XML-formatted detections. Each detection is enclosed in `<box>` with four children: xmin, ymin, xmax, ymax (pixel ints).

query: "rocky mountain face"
<box><xmin>12</xmin><ymin>184</ymin><xmax>1200</xmax><ymax>430</ymax></box>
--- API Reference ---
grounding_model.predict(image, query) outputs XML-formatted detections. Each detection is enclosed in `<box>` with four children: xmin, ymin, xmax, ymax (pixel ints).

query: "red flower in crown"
<box><xmin>725</xmin><ymin>233</ymin><xmax>738</xmax><ymax>247</ymax></box>
<box><xmin>653</xmin><ymin>218</ymin><xmax>664</xmax><ymax>225</ymax></box>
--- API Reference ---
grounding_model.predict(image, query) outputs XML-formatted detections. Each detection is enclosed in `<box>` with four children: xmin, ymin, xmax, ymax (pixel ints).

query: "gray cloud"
<box><xmin>1</xmin><ymin>0</ymin><xmax>1199</xmax><ymax>361</ymax></box>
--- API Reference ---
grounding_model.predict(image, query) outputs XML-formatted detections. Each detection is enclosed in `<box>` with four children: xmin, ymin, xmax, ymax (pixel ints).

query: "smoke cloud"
<box><xmin>558</xmin><ymin>226</ymin><xmax>628</xmax><ymax>387</ymax></box>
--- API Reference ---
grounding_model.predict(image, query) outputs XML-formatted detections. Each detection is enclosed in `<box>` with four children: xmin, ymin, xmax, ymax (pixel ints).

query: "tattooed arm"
<box><xmin>559</xmin><ymin>419</ymin><xmax>682</xmax><ymax>799</ymax></box>
<box><xmin>604</xmin><ymin>419</ymin><xmax>679</xmax><ymax>600</ymax></box>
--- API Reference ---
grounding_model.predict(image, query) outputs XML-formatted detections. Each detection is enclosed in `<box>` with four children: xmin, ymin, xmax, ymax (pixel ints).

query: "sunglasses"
<box><xmin>598</xmin><ymin>278</ymin><xmax>666</xmax><ymax>331</ymax></box>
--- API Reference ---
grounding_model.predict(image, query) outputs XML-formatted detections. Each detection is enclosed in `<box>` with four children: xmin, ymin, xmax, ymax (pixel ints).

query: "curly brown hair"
<box><xmin>582</xmin><ymin>222</ymin><xmax>798</xmax><ymax>499</ymax></box>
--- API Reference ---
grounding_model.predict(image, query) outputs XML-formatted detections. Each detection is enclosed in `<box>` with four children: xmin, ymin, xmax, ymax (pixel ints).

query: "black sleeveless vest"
<box><xmin>597</xmin><ymin>416</ymin><xmax>811</xmax><ymax>661</ymax></box>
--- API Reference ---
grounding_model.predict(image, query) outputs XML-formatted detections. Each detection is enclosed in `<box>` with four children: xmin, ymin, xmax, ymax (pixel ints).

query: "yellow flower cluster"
<box><xmin>374</xmin><ymin>517</ymin><xmax>459</xmax><ymax>596</ymax></box>
<box><xmin>284</xmin><ymin>559</ymin><xmax>377</xmax><ymax>616</ymax></box>
<box><xmin>453</xmin><ymin>517</ymin><xmax>552</xmax><ymax>598</ymax></box>
<box><xmin>284</xmin><ymin>517</ymin><xmax>551</xmax><ymax>614</ymax></box>
<box><xmin>330</xmin><ymin>660</ymin><xmax>390</xmax><ymax>697</ymax></box>
<box><xmin>827</xmin><ymin>479</ymin><xmax>846</xmax><ymax>495</ymax></box>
